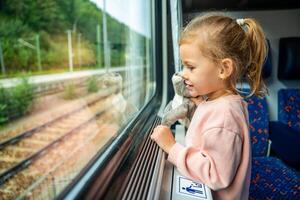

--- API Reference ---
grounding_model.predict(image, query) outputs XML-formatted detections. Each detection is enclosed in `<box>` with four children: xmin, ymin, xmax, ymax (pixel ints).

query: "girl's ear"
<box><xmin>219</xmin><ymin>58</ymin><xmax>234</xmax><ymax>80</ymax></box>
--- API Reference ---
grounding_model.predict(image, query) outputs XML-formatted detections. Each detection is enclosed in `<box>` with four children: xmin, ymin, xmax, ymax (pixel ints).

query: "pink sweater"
<box><xmin>168</xmin><ymin>95</ymin><xmax>251</xmax><ymax>200</ymax></box>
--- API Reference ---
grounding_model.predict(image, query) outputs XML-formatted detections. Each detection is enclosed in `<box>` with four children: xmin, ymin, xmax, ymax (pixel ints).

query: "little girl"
<box><xmin>151</xmin><ymin>13</ymin><xmax>267</xmax><ymax>200</ymax></box>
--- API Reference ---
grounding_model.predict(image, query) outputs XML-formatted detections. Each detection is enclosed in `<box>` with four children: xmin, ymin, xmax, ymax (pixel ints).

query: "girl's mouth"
<box><xmin>186</xmin><ymin>84</ymin><xmax>193</xmax><ymax>89</ymax></box>
<box><xmin>185</xmin><ymin>81</ymin><xmax>193</xmax><ymax>89</ymax></box>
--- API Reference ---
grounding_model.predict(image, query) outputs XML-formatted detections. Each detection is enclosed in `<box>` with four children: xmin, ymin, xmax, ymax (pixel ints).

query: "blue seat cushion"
<box><xmin>250</xmin><ymin>157</ymin><xmax>300</xmax><ymax>200</ymax></box>
<box><xmin>269</xmin><ymin>121</ymin><xmax>300</xmax><ymax>170</ymax></box>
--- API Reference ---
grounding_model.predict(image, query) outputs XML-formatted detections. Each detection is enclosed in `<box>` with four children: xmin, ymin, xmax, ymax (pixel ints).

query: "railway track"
<box><xmin>0</xmin><ymin>86</ymin><xmax>123</xmax><ymax>199</ymax></box>
<box><xmin>0</xmin><ymin>75</ymin><xmax>145</xmax><ymax>199</ymax></box>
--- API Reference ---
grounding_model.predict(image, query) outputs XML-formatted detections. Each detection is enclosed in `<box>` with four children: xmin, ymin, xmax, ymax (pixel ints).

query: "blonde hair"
<box><xmin>180</xmin><ymin>13</ymin><xmax>268</xmax><ymax>97</ymax></box>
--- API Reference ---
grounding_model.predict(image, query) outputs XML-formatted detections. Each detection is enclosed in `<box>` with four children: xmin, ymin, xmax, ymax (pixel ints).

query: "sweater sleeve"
<box><xmin>168</xmin><ymin>127</ymin><xmax>242</xmax><ymax>191</ymax></box>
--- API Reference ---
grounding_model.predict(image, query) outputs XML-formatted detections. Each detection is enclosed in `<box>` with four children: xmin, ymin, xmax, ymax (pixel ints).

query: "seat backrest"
<box><xmin>278</xmin><ymin>89</ymin><xmax>300</xmax><ymax>132</ymax></box>
<box><xmin>244</xmin><ymin>94</ymin><xmax>270</xmax><ymax>157</ymax></box>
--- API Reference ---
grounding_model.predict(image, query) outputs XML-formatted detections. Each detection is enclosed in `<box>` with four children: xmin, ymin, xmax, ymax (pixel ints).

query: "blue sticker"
<box><xmin>177</xmin><ymin>176</ymin><xmax>207</xmax><ymax>199</ymax></box>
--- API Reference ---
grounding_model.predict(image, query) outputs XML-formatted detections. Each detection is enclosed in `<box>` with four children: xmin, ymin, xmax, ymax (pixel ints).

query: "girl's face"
<box><xmin>180</xmin><ymin>42</ymin><xmax>226</xmax><ymax>99</ymax></box>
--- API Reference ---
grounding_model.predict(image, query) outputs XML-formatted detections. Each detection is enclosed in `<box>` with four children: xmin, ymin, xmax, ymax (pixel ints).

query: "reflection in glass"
<box><xmin>0</xmin><ymin>0</ymin><xmax>155</xmax><ymax>198</ymax></box>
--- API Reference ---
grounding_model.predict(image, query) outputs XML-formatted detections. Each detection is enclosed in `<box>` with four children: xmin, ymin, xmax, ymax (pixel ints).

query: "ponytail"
<box><xmin>244</xmin><ymin>18</ymin><xmax>268</xmax><ymax>97</ymax></box>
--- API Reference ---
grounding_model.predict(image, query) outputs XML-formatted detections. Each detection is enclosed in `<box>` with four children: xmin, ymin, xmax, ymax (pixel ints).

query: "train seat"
<box><xmin>278</xmin><ymin>88</ymin><xmax>300</xmax><ymax>133</ymax></box>
<box><xmin>244</xmin><ymin>94</ymin><xmax>300</xmax><ymax>199</ymax></box>
<box><xmin>269</xmin><ymin>89</ymin><xmax>300</xmax><ymax>171</ymax></box>
<box><xmin>245</xmin><ymin>93</ymin><xmax>270</xmax><ymax>157</ymax></box>
<box><xmin>269</xmin><ymin>37</ymin><xmax>300</xmax><ymax>173</ymax></box>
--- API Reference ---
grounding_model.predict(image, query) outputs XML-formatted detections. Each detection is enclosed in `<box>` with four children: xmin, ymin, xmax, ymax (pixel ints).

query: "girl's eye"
<box><xmin>185</xmin><ymin>65</ymin><xmax>195</xmax><ymax>71</ymax></box>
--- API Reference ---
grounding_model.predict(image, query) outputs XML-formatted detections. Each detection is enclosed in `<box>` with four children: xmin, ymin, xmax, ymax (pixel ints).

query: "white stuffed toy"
<box><xmin>161</xmin><ymin>72</ymin><xmax>197</xmax><ymax>128</ymax></box>
<box><xmin>100</xmin><ymin>72</ymin><xmax>137</xmax><ymax>125</ymax></box>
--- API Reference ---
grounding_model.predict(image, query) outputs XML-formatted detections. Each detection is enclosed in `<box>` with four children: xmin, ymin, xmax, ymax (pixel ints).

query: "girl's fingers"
<box><xmin>151</xmin><ymin>126</ymin><xmax>163</xmax><ymax>140</ymax></box>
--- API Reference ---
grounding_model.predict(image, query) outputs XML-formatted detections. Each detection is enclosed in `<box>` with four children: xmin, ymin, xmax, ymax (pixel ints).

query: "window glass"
<box><xmin>0</xmin><ymin>0</ymin><xmax>155</xmax><ymax>198</ymax></box>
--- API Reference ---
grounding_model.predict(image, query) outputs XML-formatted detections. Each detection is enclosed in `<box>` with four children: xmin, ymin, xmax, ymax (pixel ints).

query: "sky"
<box><xmin>90</xmin><ymin>0</ymin><xmax>151</xmax><ymax>37</ymax></box>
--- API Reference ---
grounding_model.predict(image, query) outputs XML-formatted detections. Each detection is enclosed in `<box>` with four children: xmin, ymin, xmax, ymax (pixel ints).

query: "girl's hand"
<box><xmin>150</xmin><ymin>125</ymin><xmax>176</xmax><ymax>154</ymax></box>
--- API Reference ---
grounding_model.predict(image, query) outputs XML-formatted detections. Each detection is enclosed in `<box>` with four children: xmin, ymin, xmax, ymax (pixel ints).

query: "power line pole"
<box><xmin>96</xmin><ymin>24</ymin><xmax>101</xmax><ymax>68</ymax></box>
<box><xmin>67</xmin><ymin>30</ymin><xmax>73</xmax><ymax>72</ymax></box>
<box><xmin>0</xmin><ymin>39</ymin><xmax>5</xmax><ymax>75</ymax></box>
<box><xmin>103</xmin><ymin>0</ymin><xmax>109</xmax><ymax>72</ymax></box>
<box><xmin>36</xmin><ymin>34</ymin><xmax>42</xmax><ymax>71</ymax></box>
<box><xmin>77</xmin><ymin>33</ymin><xmax>82</xmax><ymax>68</ymax></box>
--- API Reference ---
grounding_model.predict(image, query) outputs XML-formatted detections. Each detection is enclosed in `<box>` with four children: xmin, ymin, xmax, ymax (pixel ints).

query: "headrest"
<box><xmin>262</xmin><ymin>39</ymin><xmax>272</xmax><ymax>79</ymax></box>
<box><xmin>278</xmin><ymin>37</ymin><xmax>300</xmax><ymax>80</ymax></box>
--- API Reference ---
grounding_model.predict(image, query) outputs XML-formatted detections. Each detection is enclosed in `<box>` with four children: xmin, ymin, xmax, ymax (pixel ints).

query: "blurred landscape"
<box><xmin>0</xmin><ymin>0</ymin><xmax>147</xmax><ymax>77</ymax></box>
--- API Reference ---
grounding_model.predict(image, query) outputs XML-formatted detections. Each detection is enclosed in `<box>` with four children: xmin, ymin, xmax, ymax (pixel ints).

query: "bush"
<box><xmin>10</xmin><ymin>77</ymin><xmax>35</xmax><ymax>116</ymax></box>
<box><xmin>87</xmin><ymin>76</ymin><xmax>98</xmax><ymax>93</ymax></box>
<box><xmin>0</xmin><ymin>86</ymin><xmax>13</xmax><ymax>123</ymax></box>
<box><xmin>0</xmin><ymin>104</ymin><xmax>8</xmax><ymax>124</ymax></box>
<box><xmin>0</xmin><ymin>76</ymin><xmax>35</xmax><ymax>124</ymax></box>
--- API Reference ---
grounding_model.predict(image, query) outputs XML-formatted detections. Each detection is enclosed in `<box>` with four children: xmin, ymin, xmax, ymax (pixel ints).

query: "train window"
<box><xmin>0</xmin><ymin>0</ymin><xmax>155</xmax><ymax>199</ymax></box>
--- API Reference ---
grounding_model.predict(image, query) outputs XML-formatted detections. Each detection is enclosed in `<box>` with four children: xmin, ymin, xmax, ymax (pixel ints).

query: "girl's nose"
<box><xmin>181</xmin><ymin>69</ymin><xmax>188</xmax><ymax>80</ymax></box>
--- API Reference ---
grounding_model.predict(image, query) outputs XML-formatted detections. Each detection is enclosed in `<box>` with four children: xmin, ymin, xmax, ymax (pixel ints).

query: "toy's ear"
<box><xmin>219</xmin><ymin>58</ymin><xmax>233</xmax><ymax>80</ymax></box>
<box><xmin>172</xmin><ymin>72</ymin><xmax>190</xmax><ymax>97</ymax></box>
<box><xmin>171</xmin><ymin>73</ymin><xmax>182</xmax><ymax>94</ymax></box>
<box><xmin>172</xmin><ymin>73</ymin><xmax>182</xmax><ymax>84</ymax></box>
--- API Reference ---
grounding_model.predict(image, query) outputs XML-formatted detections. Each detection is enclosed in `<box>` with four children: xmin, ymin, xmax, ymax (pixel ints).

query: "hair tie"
<box><xmin>236</xmin><ymin>18</ymin><xmax>245</xmax><ymax>26</ymax></box>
